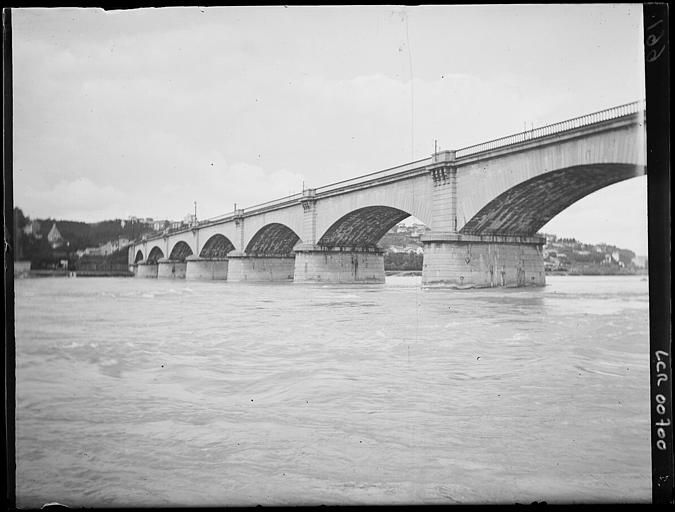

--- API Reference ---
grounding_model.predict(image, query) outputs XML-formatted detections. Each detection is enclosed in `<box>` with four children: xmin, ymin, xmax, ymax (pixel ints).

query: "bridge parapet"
<box><xmin>455</xmin><ymin>100</ymin><xmax>645</xmax><ymax>159</ymax></box>
<box><xmin>313</xmin><ymin>158</ymin><xmax>431</xmax><ymax>198</ymax></box>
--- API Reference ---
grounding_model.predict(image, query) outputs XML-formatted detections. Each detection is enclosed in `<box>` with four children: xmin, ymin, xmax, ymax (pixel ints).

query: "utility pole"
<box><xmin>193</xmin><ymin>201</ymin><xmax>197</xmax><ymax>224</ymax></box>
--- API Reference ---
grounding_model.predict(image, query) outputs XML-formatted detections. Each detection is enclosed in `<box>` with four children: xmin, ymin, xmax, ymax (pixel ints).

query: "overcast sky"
<box><xmin>12</xmin><ymin>5</ymin><xmax>647</xmax><ymax>254</ymax></box>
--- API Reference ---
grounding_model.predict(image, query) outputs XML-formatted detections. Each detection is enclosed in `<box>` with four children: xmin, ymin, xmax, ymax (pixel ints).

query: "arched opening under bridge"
<box><xmin>246</xmin><ymin>223</ymin><xmax>300</xmax><ymax>256</ymax></box>
<box><xmin>460</xmin><ymin>163</ymin><xmax>646</xmax><ymax>236</ymax></box>
<box><xmin>200</xmin><ymin>234</ymin><xmax>235</xmax><ymax>258</ymax></box>
<box><xmin>169</xmin><ymin>241</ymin><xmax>194</xmax><ymax>261</ymax></box>
<box><xmin>317</xmin><ymin>206</ymin><xmax>411</xmax><ymax>250</ymax></box>
<box><xmin>296</xmin><ymin>206</ymin><xmax>417</xmax><ymax>284</ymax></box>
<box><xmin>147</xmin><ymin>247</ymin><xmax>164</xmax><ymax>263</ymax></box>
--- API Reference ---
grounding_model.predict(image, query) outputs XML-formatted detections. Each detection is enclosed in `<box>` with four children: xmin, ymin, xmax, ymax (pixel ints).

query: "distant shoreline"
<box><xmin>384</xmin><ymin>270</ymin><xmax>648</xmax><ymax>277</ymax></box>
<box><xmin>15</xmin><ymin>269</ymin><xmax>647</xmax><ymax>279</ymax></box>
<box><xmin>546</xmin><ymin>269</ymin><xmax>648</xmax><ymax>276</ymax></box>
<box><xmin>16</xmin><ymin>269</ymin><xmax>134</xmax><ymax>278</ymax></box>
<box><xmin>385</xmin><ymin>270</ymin><xmax>423</xmax><ymax>277</ymax></box>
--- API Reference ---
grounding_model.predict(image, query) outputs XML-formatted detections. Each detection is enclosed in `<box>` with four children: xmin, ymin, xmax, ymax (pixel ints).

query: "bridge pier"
<box><xmin>293</xmin><ymin>246</ymin><xmax>385</xmax><ymax>283</ymax></box>
<box><xmin>421</xmin><ymin>233</ymin><xmax>545</xmax><ymax>288</ymax></box>
<box><xmin>135</xmin><ymin>261</ymin><xmax>158</xmax><ymax>278</ymax></box>
<box><xmin>157</xmin><ymin>258</ymin><xmax>187</xmax><ymax>279</ymax></box>
<box><xmin>185</xmin><ymin>255</ymin><xmax>229</xmax><ymax>280</ymax></box>
<box><xmin>226</xmin><ymin>252</ymin><xmax>295</xmax><ymax>281</ymax></box>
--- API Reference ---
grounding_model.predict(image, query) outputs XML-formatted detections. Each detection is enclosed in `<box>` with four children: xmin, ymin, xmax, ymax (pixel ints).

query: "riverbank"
<box><xmin>16</xmin><ymin>269</ymin><xmax>134</xmax><ymax>278</ymax></box>
<box><xmin>17</xmin><ymin>268</ymin><xmax>647</xmax><ymax>279</ymax></box>
<box><xmin>385</xmin><ymin>270</ymin><xmax>422</xmax><ymax>277</ymax></box>
<box><xmin>385</xmin><ymin>269</ymin><xmax>647</xmax><ymax>277</ymax></box>
<box><xmin>547</xmin><ymin>268</ymin><xmax>648</xmax><ymax>276</ymax></box>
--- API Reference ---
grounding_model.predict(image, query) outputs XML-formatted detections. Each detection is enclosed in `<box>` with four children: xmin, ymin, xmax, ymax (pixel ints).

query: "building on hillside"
<box><xmin>98</xmin><ymin>241</ymin><xmax>115</xmax><ymax>256</ymax></box>
<box><xmin>23</xmin><ymin>220</ymin><xmax>42</xmax><ymax>238</ymax></box>
<box><xmin>83</xmin><ymin>246</ymin><xmax>104</xmax><ymax>256</ymax></box>
<box><xmin>82</xmin><ymin>237</ymin><xmax>132</xmax><ymax>257</ymax></box>
<box><xmin>410</xmin><ymin>224</ymin><xmax>428</xmax><ymax>237</ymax></box>
<box><xmin>102</xmin><ymin>238</ymin><xmax>131</xmax><ymax>255</ymax></box>
<box><xmin>184</xmin><ymin>213</ymin><xmax>197</xmax><ymax>226</ymax></box>
<box><xmin>602</xmin><ymin>253</ymin><xmax>624</xmax><ymax>266</ymax></box>
<box><xmin>153</xmin><ymin>220</ymin><xmax>169</xmax><ymax>231</ymax></box>
<box><xmin>47</xmin><ymin>223</ymin><xmax>65</xmax><ymax>249</ymax></box>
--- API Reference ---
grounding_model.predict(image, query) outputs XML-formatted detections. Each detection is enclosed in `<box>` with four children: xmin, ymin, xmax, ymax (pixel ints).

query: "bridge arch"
<box><xmin>147</xmin><ymin>246</ymin><xmax>164</xmax><ymax>263</ymax></box>
<box><xmin>134</xmin><ymin>250</ymin><xmax>144</xmax><ymax>263</ymax></box>
<box><xmin>317</xmin><ymin>205</ymin><xmax>411</xmax><ymax>249</ymax></box>
<box><xmin>168</xmin><ymin>241</ymin><xmax>193</xmax><ymax>261</ymax></box>
<box><xmin>200</xmin><ymin>234</ymin><xmax>235</xmax><ymax>258</ymax></box>
<box><xmin>245</xmin><ymin>223</ymin><xmax>300</xmax><ymax>256</ymax></box>
<box><xmin>460</xmin><ymin>163</ymin><xmax>646</xmax><ymax>236</ymax></box>
<box><xmin>455</xmin><ymin>113</ymin><xmax>646</xmax><ymax>233</ymax></box>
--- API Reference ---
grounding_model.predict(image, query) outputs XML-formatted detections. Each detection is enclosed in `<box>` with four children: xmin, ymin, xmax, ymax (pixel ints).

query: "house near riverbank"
<box><xmin>47</xmin><ymin>223</ymin><xmax>66</xmax><ymax>249</ymax></box>
<box><xmin>77</xmin><ymin>237</ymin><xmax>131</xmax><ymax>258</ymax></box>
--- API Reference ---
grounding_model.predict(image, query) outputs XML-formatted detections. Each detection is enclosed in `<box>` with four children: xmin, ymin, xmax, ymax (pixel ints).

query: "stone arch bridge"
<box><xmin>130</xmin><ymin>101</ymin><xmax>646</xmax><ymax>287</ymax></box>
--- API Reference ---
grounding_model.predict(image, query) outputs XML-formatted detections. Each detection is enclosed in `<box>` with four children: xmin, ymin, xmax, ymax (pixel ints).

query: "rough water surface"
<box><xmin>14</xmin><ymin>275</ymin><xmax>651</xmax><ymax>506</ymax></box>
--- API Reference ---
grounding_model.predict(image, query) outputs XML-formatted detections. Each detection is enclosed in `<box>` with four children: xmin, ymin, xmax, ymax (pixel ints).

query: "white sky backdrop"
<box><xmin>12</xmin><ymin>5</ymin><xmax>647</xmax><ymax>254</ymax></box>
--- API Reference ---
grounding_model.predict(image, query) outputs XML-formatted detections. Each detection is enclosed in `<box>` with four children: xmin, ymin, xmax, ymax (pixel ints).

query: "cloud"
<box><xmin>20</xmin><ymin>178</ymin><xmax>125</xmax><ymax>221</ymax></box>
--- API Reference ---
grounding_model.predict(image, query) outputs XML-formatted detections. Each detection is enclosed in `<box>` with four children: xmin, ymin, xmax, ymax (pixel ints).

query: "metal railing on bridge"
<box><xmin>197</xmin><ymin>192</ymin><xmax>305</xmax><ymax>227</ymax></box>
<box><xmin>191</xmin><ymin>159</ymin><xmax>433</xmax><ymax>229</ymax></box>
<box><xmin>455</xmin><ymin>100</ymin><xmax>645</xmax><ymax>159</ymax></box>
<box><xmin>313</xmin><ymin>157</ymin><xmax>431</xmax><ymax>196</ymax></box>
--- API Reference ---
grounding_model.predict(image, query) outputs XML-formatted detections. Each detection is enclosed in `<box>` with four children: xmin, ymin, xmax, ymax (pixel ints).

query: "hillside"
<box><xmin>13</xmin><ymin>207</ymin><xmax>155</xmax><ymax>270</ymax></box>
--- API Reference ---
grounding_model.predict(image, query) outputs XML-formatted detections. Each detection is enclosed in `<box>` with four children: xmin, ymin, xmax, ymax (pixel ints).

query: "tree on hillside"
<box><xmin>384</xmin><ymin>252</ymin><xmax>423</xmax><ymax>271</ymax></box>
<box><xmin>617</xmin><ymin>249</ymin><xmax>636</xmax><ymax>266</ymax></box>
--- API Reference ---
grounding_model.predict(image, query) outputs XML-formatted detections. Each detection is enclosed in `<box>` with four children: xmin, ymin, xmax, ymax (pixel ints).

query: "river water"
<box><xmin>14</xmin><ymin>275</ymin><xmax>651</xmax><ymax>506</ymax></box>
